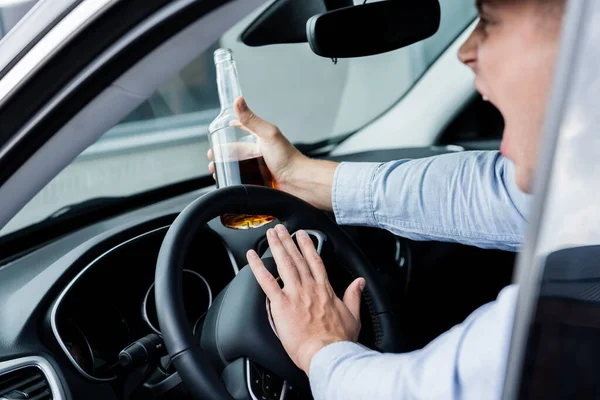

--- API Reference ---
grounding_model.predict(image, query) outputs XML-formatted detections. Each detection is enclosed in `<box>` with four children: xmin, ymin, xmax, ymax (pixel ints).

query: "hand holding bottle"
<box><xmin>209</xmin><ymin>96</ymin><xmax>304</xmax><ymax>186</ymax></box>
<box><xmin>207</xmin><ymin>48</ymin><xmax>338</xmax><ymax>212</ymax></box>
<box><xmin>208</xmin><ymin>95</ymin><xmax>339</xmax><ymax>212</ymax></box>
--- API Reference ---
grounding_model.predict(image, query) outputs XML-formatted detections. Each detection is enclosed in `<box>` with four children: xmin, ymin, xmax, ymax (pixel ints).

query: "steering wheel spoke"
<box><xmin>246</xmin><ymin>358</ymin><xmax>288</xmax><ymax>400</ymax></box>
<box><xmin>220</xmin><ymin>357</ymin><xmax>303</xmax><ymax>400</ymax></box>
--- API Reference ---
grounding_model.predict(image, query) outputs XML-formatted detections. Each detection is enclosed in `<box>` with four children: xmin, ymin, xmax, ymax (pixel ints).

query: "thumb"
<box><xmin>234</xmin><ymin>96</ymin><xmax>280</xmax><ymax>139</ymax></box>
<box><xmin>343</xmin><ymin>278</ymin><xmax>365</xmax><ymax>321</ymax></box>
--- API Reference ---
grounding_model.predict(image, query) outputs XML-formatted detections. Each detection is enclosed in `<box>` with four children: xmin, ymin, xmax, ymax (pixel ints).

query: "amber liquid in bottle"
<box><xmin>215</xmin><ymin>155</ymin><xmax>276</xmax><ymax>229</ymax></box>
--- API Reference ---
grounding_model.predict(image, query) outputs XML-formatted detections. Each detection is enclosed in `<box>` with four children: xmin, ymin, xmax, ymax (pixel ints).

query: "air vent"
<box><xmin>0</xmin><ymin>366</ymin><xmax>52</xmax><ymax>400</ymax></box>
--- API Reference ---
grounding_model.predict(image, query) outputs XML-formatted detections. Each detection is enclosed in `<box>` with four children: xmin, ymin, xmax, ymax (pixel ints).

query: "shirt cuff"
<box><xmin>332</xmin><ymin>162</ymin><xmax>382</xmax><ymax>226</ymax></box>
<box><xmin>308</xmin><ymin>341</ymin><xmax>371</xmax><ymax>399</ymax></box>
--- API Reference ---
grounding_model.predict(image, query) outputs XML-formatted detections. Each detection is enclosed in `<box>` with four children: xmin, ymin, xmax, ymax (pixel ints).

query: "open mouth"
<box><xmin>474</xmin><ymin>78</ymin><xmax>492</xmax><ymax>102</ymax></box>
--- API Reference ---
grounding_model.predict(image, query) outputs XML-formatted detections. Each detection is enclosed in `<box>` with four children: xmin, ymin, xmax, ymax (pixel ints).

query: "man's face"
<box><xmin>458</xmin><ymin>0</ymin><xmax>564</xmax><ymax>193</ymax></box>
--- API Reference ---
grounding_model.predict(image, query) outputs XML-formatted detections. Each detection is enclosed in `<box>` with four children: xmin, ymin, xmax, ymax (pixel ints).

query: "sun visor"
<box><xmin>307</xmin><ymin>0</ymin><xmax>441</xmax><ymax>58</ymax></box>
<box><xmin>240</xmin><ymin>0</ymin><xmax>441</xmax><ymax>58</ymax></box>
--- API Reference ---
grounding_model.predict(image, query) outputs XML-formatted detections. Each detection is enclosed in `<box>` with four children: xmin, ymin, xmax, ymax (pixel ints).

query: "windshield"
<box><xmin>0</xmin><ymin>0</ymin><xmax>476</xmax><ymax>236</ymax></box>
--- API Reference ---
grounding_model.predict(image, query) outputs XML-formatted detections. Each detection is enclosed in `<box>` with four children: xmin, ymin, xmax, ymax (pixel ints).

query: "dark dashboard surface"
<box><xmin>0</xmin><ymin>146</ymin><xmax>515</xmax><ymax>399</ymax></box>
<box><xmin>50</xmin><ymin>225</ymin><xmax>236</xmax><ymax>383</ymax></box>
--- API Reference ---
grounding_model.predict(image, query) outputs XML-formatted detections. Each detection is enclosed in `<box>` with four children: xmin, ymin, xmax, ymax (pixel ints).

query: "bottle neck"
<box><xmin>215</xmin><ymin>60</ymin><xmax>242</xmax><ymax>111</ymax></box>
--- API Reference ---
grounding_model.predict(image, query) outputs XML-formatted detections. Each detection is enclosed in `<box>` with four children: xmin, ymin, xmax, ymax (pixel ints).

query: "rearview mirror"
<box><xmin>241</xmin><ymin>0</ymin><xmax>354</xmax><ymax>46</ymax></box>
<box><xmin>306</xmin><ymin>0</ymin><xmax>441</xmax><ymax>58</ymax></box>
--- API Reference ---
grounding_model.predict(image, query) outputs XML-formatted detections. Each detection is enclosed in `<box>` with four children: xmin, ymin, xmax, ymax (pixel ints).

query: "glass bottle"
<box><xmin>209</xmin><ymin>48</ymin><xmax>276</xmax><ymax>230</ymax></box>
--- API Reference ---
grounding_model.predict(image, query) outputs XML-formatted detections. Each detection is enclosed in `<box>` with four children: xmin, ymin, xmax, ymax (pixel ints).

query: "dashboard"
<box><xmin>50</xmin><ymin>225</ymin><xmax>236</xmax><ymax>382</ymax></box>
<box><xmin>0</xmin><ymin>192</ymin><xmax>411</xmax><ymax>399</ymax></box>
<box><xmin>0</xmin><ymin>146</ymin><xmax>517</xmax><ymax>400</ymax></box>
<box><xmin>0</xmin><ymin>184</ymin><xmax>410</xmax><ymax>399</ymax></box>
<box><xmin>0</xmin><ymin>186</ymin><xmax>264</xmax><ymax>399</ymax></box>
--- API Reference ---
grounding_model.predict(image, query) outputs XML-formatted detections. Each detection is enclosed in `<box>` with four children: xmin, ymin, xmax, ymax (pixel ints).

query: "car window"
<box><xmin>1</xmin><ymin>0</ymin><xmax>476</xmax><ymax>235</ymax></box>
<box><xmin>0</xmin><ymin>0</ymin><xmax>39</xmax><ymax>40</ymax></box>
<box><xmin>121</xmin><ymin>0</ymin><xmax>477</xmax><ymax>143</ymax></box>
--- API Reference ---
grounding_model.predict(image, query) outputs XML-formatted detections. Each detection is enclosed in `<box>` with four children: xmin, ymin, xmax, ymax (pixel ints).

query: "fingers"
<box><xmin>274</xmin><ymin>225</ymin><xmax>313</xmax><ymax>282</ymax></box>
<box><xmin>247</xmin><ymin>250</ymin><xmax>283</xmax><ymax>301</ymax></box>
<box><xmin>234</xmin><ymin>97</ymin><xmax>280</xmax><ymax>139</ymax></box>
<box><xmin>266</xmin><ymin>228</ymin><xmax>302</xmax><ymax>287</ymax></box>
<box><xmin>208</xmin><ymin>151</ymin><xmax>216</xmax><ymax>181</ymax></box>
<box><xmin>343</xmin><ymin>278</ymin><xmax>365</xmax><ymax>322</ymax></box>
<box><xmin>296</xmin><ymin>230</ymin><xmax>328</xmax><ymax>283</ymax></box>
<box><xmin>207</xmin><ymin>151</ymin><xmax>215</xmax><ymax>181</ymax></box>
<box><xmin>229</xmin><ymin>120</ymin><xmax>256</xmax><ymax>136</ymax></box>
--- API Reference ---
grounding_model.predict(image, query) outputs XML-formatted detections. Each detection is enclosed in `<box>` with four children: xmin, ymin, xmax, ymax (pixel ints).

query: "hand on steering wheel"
<box><xmin>155</xmin><ymin>185</ymin><xmax>403</xmax><ymax>399</ymax></box>
<box><xmin>247</xmin><ymin>224</ymin><xmax>366</xmax><ymax>374</ymax></box>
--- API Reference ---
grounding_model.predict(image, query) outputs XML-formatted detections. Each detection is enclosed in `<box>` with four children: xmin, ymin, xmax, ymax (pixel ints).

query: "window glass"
<box><xmin>0</xmin><ymin>0</ymin><xmax>39</xmax><ymax>41</ymax></box>
<box><xmin>1</xmin><ymin>0</ymin><xmax>477</xmax><ymax>235</ymax></box>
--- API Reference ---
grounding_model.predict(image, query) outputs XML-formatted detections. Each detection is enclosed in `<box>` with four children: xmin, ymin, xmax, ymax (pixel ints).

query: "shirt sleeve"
<box><xmin>332</xmin><ymin>150</ymin><xmax>531</xmax><ymax>252</ymax></box>
<box><xmin>308</xmin><ymin>284</ymin><xmax>519</xmax><ymax>400</ymax></box>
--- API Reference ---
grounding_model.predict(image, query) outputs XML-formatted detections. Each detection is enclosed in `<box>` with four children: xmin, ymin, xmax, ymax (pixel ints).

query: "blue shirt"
<box><xmin>309</xmin><ymin>150</ymin><xmax>532</xmax><ymax>400</ymax></box>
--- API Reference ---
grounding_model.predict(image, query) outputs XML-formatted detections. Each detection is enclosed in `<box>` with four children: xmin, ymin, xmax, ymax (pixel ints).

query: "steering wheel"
<box><xmin>155</xmin><ymin>185</ymin><xmax>403</xmax><ymax>400</ymax></box>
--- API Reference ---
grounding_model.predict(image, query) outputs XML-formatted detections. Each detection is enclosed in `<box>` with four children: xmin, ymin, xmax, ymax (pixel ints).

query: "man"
<box><xmin>208</xmin><ymin>0</ymin><xmax>565</xmax><ymax>398</ymax></box>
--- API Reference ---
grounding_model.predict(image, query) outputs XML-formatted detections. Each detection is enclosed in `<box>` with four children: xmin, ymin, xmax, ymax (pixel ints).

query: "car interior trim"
<box><xmin>142</xmin><ymin>268</ymin><xmax>214</xmax><ymax>335</ymax></box>
<box><xmin>500</xmin><ymin>0</ymin><xmax>590</xmax><ymax>398</ymax></box>
<box><xmin>245</xmin><ymin>358</ymin><xmax>287</xmax><ymax>400</ymax></box>
<box><xmin>0</xmin><ymin>0</ymin><xmax>85</xmax><ymax>81</ymax></box>
<box><xmin>0</xmin><ymin>0</ymin><xmax>196</xmax><ymax>166</ymax></box>
<box><xmin>0</xmin><ymin>0</ymin><xmax>263</xmax><ymax>248</ymax></box>
<box><xmin>50</xmin><ymin>225</ymin><xmax>174</xmax><ymax>382</ymax></box>
<box><xmin>0</xmin><ymin>0</ymin><xmax>118</xmax><ymax>109</ymax></box>
<box><xmin>221</xmin><ymin>235</ymin><xmax>241</xmax><ymax>275</ymax></box>
<box><xmin>295</xmin><ymin>229</ymin><xmax>326</xmax><ymax>254</ymax></box>
<box><xmin>50</xmin><ymin>222</ymin><xmax>239</xmax><ymax>382</ymax></box>
<box><xmin>0</xmin><ymin>356</ymin><xmax>66</xmax><ymax>400</ymax></box>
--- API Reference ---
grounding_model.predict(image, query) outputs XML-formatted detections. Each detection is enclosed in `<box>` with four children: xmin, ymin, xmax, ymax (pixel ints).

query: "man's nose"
<box><xmin>458</xmin><ymin>22</ymin><xmax>483</xmax><ymax>70</ymax></box>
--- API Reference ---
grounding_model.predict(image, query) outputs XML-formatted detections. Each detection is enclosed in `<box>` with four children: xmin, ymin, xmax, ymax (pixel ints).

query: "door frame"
<box><xmin>501</xmin><ymin>0</ymin><xmax>590</xmax><ymax>398</ymax></box>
